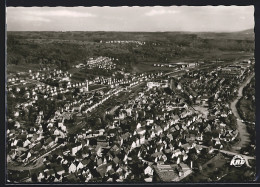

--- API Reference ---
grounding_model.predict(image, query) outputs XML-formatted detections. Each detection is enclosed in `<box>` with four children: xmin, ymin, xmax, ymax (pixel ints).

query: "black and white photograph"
<box><xmin>5</xmin><ymin>5</ymin><xmax>256</xmax><ymax>183</ymax></box>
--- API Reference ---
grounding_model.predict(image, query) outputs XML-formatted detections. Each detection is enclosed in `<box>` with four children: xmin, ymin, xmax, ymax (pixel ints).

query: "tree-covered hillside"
<box><xmin>7</xmin><ymin>30</ymin><xmax>254</xmax><ymax>71</ymax></box>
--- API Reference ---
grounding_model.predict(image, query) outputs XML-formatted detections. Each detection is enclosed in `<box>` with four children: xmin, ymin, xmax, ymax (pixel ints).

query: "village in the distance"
<box><xmin>6</xmin><ymin>29</ymin><xmax>256</xmax><ymax>183</ymax></box>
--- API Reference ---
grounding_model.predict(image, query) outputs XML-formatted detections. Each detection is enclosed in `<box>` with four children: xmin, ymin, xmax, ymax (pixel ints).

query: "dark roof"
<box><xmin>66</xmin><ymin>173</ymin><xmax>78</xmax><ymax>182</ymax></box>
<box><xmin>153</xmin><ymin>164</ymin><xmax>179</xmax><ymax>182</ymax></box>
<box><xmin>96</xmin><ymin>164</ymin><xmax>108</xmax><ymax>178</ymax></box>
<box><xmin>112</xmin><ymin>156</ymin><xmax>120</xmax><ymax>165</ymax></box>
<box><xmin>32</xmin><ymin>142</ymin><xmax>42</xmax><ymax>151</ymax></box>
<box><xmin>102</xmin><ymin>146</ymin><xmax>111</xmax><ymax>152</ymax></box>
<box><xmin>54</xmin><ymin>164</ymin><xmax>65</xmax><ymax>172</ymax></box>
<box><xmin>97</xmin><ymin>158</ymin><xmax>103</xmax><ymax>166</ymax></box>
<box><xmin>45</xmin><ymin>169</ymin><xmax>55</xmax><ymax>176</ymax></box>
<box><xmin>82</xmin><ymin>158</ymin><xmax>91</xmax><ymax>166</ymax></box>
<box><xmin>45</xmin><ymin>137</ymin><xmax>53</xmax><ymax>145</ymax></box>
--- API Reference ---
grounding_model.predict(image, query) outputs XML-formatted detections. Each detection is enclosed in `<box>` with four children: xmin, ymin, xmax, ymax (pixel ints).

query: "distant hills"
<box><xmin>7</xmin><ymin>28</ymin><xmax>255</xmax><ymax>42</ymax></box>
<box><xmin>196</xmin><ymin>28</ymin><xmax>254</xmax><ymax>41</ymax></box>
<box><xmin>235</xmin><ymin>28</ymin><xmax>254</xmax><ymax>35</ymax></box>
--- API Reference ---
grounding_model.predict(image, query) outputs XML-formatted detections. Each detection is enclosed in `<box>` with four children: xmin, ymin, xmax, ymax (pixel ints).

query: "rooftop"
<box><xmin>153</xmin><ymin>164</ymin><xmax>179</xmax><ymax>182</ymax></box>
<box><xmin>153</xmin><ymin>163</ymin><xmax>191</xmax><ymax>182</ymax></box>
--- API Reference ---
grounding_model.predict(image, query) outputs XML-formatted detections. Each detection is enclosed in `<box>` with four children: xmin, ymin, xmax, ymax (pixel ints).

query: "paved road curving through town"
<box><xmin>230</xmin><ymin>73</ymin><xmax>255</xmax><ymax>153</ymax></box>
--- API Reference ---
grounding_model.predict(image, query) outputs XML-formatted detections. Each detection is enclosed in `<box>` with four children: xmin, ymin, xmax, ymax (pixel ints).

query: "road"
<box><xmin>87</xmin><ymin>85</ymin><xmax>107</xmax><ymax>93</ymax></box>
<box><xmin>107</xmin><ymin>105</ymin><xmax>120</xmax><ymax>115</ymax></box>
<box><xmin>198</xmin><ymin>73</ymin><xmax>255</xmax><ymax>168</ymax></box>
<box><xmin>165</xmin><ymin>69</ymin><xmax>185</xmax><ymax>76</ymax></box>
<box><xmin>230</xmin><ymin>73</ymin><xmax>255</xmax><ymax>152</ymax></box>
<box><xmin>165</xmin><ymin>63</ymin><xmax>218</xmax><ymax>78</ymax></box>
<box><xmin>8</xmin><ymin>144</ymin><xmax>64</xmax><ymax>171</ymax></box>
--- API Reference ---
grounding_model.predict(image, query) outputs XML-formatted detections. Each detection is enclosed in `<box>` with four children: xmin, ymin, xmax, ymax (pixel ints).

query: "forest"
<box><xmin>7</xmin><ymin>30</ymin><xmax>254</xmax><ymax>72</ymax></box>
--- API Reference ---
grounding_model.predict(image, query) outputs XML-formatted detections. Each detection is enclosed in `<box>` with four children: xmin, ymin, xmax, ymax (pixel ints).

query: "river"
<box><xmin>230</xmin><ymin>73</ymin><xmax>254</xmax><ymax>153</ymax></box>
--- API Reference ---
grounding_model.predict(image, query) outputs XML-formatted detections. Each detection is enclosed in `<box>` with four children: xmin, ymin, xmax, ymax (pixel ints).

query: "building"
<box><xmin>218</xmin><ymin>66</ymin><xmax>244</xmax><ymax>78</ymax></box>
<box><xmin>147</xmin><ymin>82</ymin><xmax>160</xmax><ymax>89</ymax></box>
<box><xmin>153</xmin><ymin>163</ymin><xmax>192</xmax><ymax>182</ymax></box>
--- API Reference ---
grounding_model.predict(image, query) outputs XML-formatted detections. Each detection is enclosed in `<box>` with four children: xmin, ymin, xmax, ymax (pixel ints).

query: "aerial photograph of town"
<box><xmin>6</xmin><ymin>6</ymin><xmax>256</xmax><ymax>183</ymax></box>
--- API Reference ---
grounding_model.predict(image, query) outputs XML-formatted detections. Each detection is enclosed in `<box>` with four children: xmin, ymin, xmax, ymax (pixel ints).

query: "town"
<box><xmin>6</xmin><ymin>4</ymin><xmax>257</xmax><ymax>183</ymax></box>
<box><xmin>7</xmin><ymin>52</ymin><xmax>255</xmax><ymax>182</ymax></box>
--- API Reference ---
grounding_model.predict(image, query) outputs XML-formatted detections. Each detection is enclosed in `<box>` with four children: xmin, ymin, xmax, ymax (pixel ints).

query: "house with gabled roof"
<box><xmin>154</xmin><ymin>126</ymin><xmax>163</xmax><ymax>136</ymax></box>
<box><xmin>71</xmin><ymin>144</ymin><xmax>82</xmax><ymax>156</ymax></box>
<box><xmin>68</xmin><ymin>163</ymin><xmax>77</xmax><ymax>173</ymax></box>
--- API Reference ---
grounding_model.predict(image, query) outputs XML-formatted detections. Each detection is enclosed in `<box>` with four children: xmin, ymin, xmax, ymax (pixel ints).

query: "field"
<box><xmin>7</xmin><ymin>64</ymin><xmax>43</xmax><ymax>74</ymax></box>
<box><xmin>132</xmin><ymin>63</ymin><xmax>174</xmax><ymax>73</ymax></box>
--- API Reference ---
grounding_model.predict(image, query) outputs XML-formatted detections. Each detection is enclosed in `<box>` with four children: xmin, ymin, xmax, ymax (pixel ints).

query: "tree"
<box><xmin>31</xmin><ymin>173</ymin><xmax>38</xmax><ymax>182</ymax></box>
<box><xmin>207</xmin><ymin>163</ymin><xmax>215</xmax><ymax>168</ymax></box>
<box><xmin>19</xmin><ymin>87</ymin><xmax>26</xmax><ymax>96</ymax></box>
<box><xmin>95</xmin><ymin>117</ymin><xmax>102</xmax><ymax>126</ymax></box>
<box><xmin>105</xmin><ymin>114</ymin><xmax>114</xmax><ymax>123</ymax></box>
<box><xmin>190</xmin><ymin>153</ymin><xmax>198</xmax><ymax>161</ymax></box>
<box><xmin>211</xmin><ymin>130</ymin><xmax>219</xmax><ymax>138</ymax></box>
<box><xmin>73</xmin><ymin>88</ymin><xmax>80</xmax><ymax>96</ymax></box>
<box><xmin>57</xmin><ymin>93</ymin><xmax>63</xmax><ymax>100</ymax></box>
<box><xmin>228</xmin><ymin>114</ymin><xmax>237</xmax><ymax>130</ymax></box>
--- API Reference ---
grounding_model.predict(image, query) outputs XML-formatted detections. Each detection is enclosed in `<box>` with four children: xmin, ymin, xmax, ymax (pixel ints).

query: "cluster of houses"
<box><xmin>8</xmin><ymin>81</ymin><xmax>89</xmax><ymax>102</ymax></box>
<box><xmin>7</xmin><ymin>72</ymin><xmax>28</xmax><ymax>85</ymax></box>
<box><xmin>7</xmin><ymin>70</ymin><xmax>210</xmax><ymax>182</ymax></box>
<box><xmin>7</xmin><ymin>68</ymin><xmax>91</xmax><ymax>101</ymax></box>
<box><xmin>92</xmin><ymin>72</ymin><xmax>163</xmax><ymax>89</ymax></box>
<box><xmin>153</xmin><ymin>63</ymin><xmax>177</xmax><ymax>68</ymax></box>
<box><xmin>75</xmin><ymin>56</ymin><xmax>117</xmax><ymax>70</ymax></box>
<box><xmin>7</xmin><ymin>76</ymin><xmax>26</xmax><ymax>85</ymax></box>
<box><xmin>75</xmin><ymin>57</ymin><xmax>116</xmax><ymax>70</ymax></box>
<box><xmin>153</xmin><ymin>62</ymin><xmax>199</xmax><ymax>69</ymax></box>
<box><xmin>7</xmin><ymin>58</ymin><xmax>254</xmax><ymax>182</ymax></box>
<box><xmin>24</xmin><ymin>83</ymin><xmax>207</xmax><ymax>182</ymax></box>
<box><xmin>218</xmin><ymin>65</ymin><xmax>246</xmax><ymax>79</ymax></box>
<box><xmin>147</xmin><ymin>80</ymin><xmax>170</xmax><ymax>90</ymax></box>
<box><xmin>7</xmin><ymin>109</ymin><xmax>68</xmax><ymax>166</ymax></box>
<box><xmin>178</xmin><ymin>65</ymin><xmax>252</xmax><ymax>148</ymax></box>
<box><xmin>217</xmin><ymin>59</ymin><xmax>254</xmax><ymax>79</ymax></box>
<box><xmin>101</xmin><ymin>40</ymin><xmax>145</xmax><ymax>46</ymax></box>
<box><xmin>87</xmin><ymin>56</ymin><xmax>116</xmax><ymax>70</ymax></box>
<box><xmin>27</xmin><ymin>69</ymin><xmax>72</xmax><ymax>82</ymax></box>
<box><xmin>7</xmin><ymin>70</ymin><xmax>164</xmax><ymax>177</ymax></box>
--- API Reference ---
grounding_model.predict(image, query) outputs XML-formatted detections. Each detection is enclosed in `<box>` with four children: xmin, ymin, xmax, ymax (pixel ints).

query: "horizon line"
<box><xmin>6</xmin><ymin>28</ymin><xmax>254</xmax><ymax>34</ymax></box>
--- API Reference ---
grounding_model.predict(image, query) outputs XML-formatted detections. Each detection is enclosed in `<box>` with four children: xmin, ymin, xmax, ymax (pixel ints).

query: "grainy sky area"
<box><xmin>6</xmin><ymin>6</ymin><xmax>254</xmax><ymax>32</ymax></box>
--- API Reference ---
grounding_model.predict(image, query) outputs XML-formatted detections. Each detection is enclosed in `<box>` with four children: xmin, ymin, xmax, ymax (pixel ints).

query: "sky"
<box><xmin>6</xmin><ymin>6</ymin><xmax>254</xmax><ymax>32</ymax></box>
